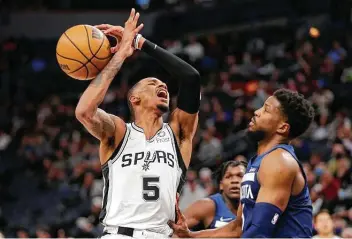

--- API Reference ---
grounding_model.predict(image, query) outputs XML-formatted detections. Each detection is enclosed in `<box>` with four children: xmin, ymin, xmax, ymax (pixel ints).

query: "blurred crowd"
<box><xmin>0</xmin><ymin>0</ymin><xmax>221</xmax><ymax>11</ymax></box>
<box><xmin>1</xmin><ymin>19</ymin><xmax>352</xmax><ymax>238</ymax></box>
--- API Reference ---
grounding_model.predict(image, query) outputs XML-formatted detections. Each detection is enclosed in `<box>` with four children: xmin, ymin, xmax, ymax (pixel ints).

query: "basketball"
<box><xmin>56</xmin><ymin>25</ymin><xmax>112</xmax><ymax>80</ymax></box>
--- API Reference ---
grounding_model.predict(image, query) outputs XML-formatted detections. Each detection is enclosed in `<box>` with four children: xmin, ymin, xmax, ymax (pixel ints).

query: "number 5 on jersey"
<box><xmin>143</xmin><ymin>176</ymin><xmax>160</xmax><ymax>201</ymax></box>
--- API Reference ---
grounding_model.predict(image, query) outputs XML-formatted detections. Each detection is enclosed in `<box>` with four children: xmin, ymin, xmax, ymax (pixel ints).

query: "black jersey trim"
<box><xmin>110</xmin><ymin>124</ymin><xmax>132</xmax><ymax>165</ymax></box>
<box><xmin>99</xmin><ymin>166</ymin><xmax>110</xmax><ymax>223</ymax></box>
<box><xmin>101</xmin><ymin>125</ymin><xmax>131</xmax><ymax>169</ymax></box>
<box><xmin>165</xmin><ymin>124</ymin><xmax>187</xmax><ymax>193</ymax></box>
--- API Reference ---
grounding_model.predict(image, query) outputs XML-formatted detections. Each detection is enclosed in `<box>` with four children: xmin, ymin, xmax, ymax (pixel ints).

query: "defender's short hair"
<box><xmin>215</xmin><ymin>160</ymin><xmax>247</xmax><ymax>184</ymax></box>
<box><xmin>274</xmin><ymin>89</ymin><xmax>315</xmax><ymax>139</ymax></box>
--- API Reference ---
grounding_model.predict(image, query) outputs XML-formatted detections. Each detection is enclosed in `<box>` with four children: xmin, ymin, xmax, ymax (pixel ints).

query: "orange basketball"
<box><xmin>56</xmin><ymin>25</ymin><xmax>112</xmax><ymax>80</ymax></box>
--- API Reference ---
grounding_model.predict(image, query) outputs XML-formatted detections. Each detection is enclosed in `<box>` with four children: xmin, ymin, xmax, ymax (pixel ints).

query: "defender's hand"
<box><xmin>168</xmin><ymin>194</ymin><xmax>191</xmax><ymax>238</ymax></box>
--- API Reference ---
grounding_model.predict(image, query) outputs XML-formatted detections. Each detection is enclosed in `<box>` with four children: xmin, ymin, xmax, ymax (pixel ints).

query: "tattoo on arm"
<box><xmin>90</xmin><ymin>58</ymin><xmax>124</xmax><ymax>87</ymax></box>
<box><xmin>76</xmin><ymin>53</ymin><xmax>126</xmax><ymax>141</ymax></box>
<box><xmin>81</xmin><ymin>109</ymin><xmax>116</xmax><ymax>141</ymax></box>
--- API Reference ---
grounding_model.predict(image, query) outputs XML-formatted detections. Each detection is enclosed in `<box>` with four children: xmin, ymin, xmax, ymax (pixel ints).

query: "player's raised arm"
<box><xmin>96</xmin><ymin>25</ymin><xmax>200</xmax><ymax>167</ymax></box>
<box><xmin>169</xmin><ymin>200</ymin><xmax>242</xmax><ymax>238</ymax></box>
<box><xmin>75</xmin><ymin>9</ymin><xmax>143</xmax><ymax>143</ymax></box>
<box><xmin>240</xmin><ymin>149</ymin><xmax>296</xmax><ymax>238</ymax></box>
<box><xmin>139</xmin><ymin>37</ymin><xmax>200</xmax><ymax>167</ymax></box>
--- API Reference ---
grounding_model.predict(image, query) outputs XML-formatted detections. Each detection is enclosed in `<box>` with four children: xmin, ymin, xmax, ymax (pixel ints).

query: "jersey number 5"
<box><xmin>142</xmin><ymin>176</ymin><xmax>160</xmax><ymax>201</ymax></box>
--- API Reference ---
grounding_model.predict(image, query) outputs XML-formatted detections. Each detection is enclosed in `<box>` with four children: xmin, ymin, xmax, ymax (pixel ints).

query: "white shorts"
<box><xmin>101</xmin><ymin>227</ymin><xmax>169</xmax><ymax>239</ymax></box>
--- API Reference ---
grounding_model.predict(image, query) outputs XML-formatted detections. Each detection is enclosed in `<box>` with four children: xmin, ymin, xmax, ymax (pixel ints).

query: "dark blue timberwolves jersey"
<box><xmin>240</xmin><ymin>144</ymin><xmax>313</xmax><ymax>238</ymax></box>
<box><xmin>208</xmin><ymin>193</ymin><xmax>236</xmax><ymax>229</ymax></box>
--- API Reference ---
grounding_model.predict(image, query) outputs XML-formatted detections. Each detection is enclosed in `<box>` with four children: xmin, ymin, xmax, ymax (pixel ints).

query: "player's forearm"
<box><xmin>76</xmin><ymin>53</ymin><xmax>126</xmax><ymax>117</ymax></box>
<box><xmin>185</xmin><ymin>219</ymin><xmax>241</xmax><ymax>238</ymax></box>
<box><xmin>188</xmin><ymin>227</ymin><xmax>239</xmax><ymax>238</ymax></box>
<box><xmin>140</xmin><ymin>38</ymin><xmax>200</xmax><ymax>80</ymax></box>
<box><xmin>140</xmin><ymin>38</ymin><xmax>201</xmax><ymax>113</ymax></box>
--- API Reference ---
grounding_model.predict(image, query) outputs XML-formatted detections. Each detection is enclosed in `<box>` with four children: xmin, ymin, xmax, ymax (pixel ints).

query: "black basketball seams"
<box><xmin>56</xmin><ymin>52</ymin><xmax>86</xmax><ymax>65</ymax></box>
<box><xmin>84</xmin><ymin>64</ymin><xmax>89</xmax><ymax>80</ymax></box>
<box><xmin>64</xmin><ymin>32</ymin><xmax>100</xmax><ymax>71</ymax></box>
<box><xmin>56</xmin><ymin>52</ymin><xmax>88</xmax><ymax>79</ymax></box>
<box><xmin>84</xmin><ymin>25</ymin><xmax>99</xmax><ymax>56</ymax></box>
<box><xmin>56</xmin><ymin>52</ymin><xmax>86</xmax><ymax>72</ymax></box>
<box><xmin>84</xmin><ymin>25</ymin><xmax>112</xmax><ymax>63</ymax></box>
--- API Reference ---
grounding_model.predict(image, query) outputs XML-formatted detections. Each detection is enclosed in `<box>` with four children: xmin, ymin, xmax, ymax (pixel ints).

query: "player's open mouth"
<box><xmin>249</xmin><ymin>117</ymin><xmax>255</xmax><ymax>127</ymax></box>
<box><xmin>156</xmin><ymin>89</ymin><xmax>168</xmax><ymax>99</ymax></box>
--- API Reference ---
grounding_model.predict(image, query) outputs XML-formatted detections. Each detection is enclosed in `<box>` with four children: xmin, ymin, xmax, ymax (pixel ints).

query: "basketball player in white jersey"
<box><xmin>75</xmin><ymin>9</ymin><xmax>200</xmax><ymax>238</ymax></box>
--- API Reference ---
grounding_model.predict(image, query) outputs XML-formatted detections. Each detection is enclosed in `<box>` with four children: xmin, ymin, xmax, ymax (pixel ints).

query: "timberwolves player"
<box><xmin>169</xmin><ymin>89</ymin><xmax>314</xmax><ymax>238</ymax></box>
<box><xmin>76</xmin><ymin>10</ymin><xmax>200</xmax><ymax>238</ymax></box>
<box><xmin>183</xmin><ymin>161</ymin><xmax>246</xmax><ymax>230</ymax></box>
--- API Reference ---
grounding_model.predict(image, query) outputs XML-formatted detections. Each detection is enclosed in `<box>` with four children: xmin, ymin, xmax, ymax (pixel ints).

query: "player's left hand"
<box><xmin>168</xmin><ymin>194</ymin><xmax>191</xmax><ymax>238</ymax></box>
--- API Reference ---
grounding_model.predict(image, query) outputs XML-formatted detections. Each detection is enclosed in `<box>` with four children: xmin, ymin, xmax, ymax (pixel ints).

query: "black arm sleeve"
<box><xmin>141</xmin><ymin>39</ymin><xmax>201</xmax><ymax>114</ymax></box>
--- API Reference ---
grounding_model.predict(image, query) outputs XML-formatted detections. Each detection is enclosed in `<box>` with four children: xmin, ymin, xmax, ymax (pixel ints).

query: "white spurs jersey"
<box><xmin>100</xmin><ymin>122</ymin><xmax>186</xmax><ymax>235</ymax></box>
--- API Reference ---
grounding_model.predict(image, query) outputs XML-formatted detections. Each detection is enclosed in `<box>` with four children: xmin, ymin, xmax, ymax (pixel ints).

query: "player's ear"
<box><xmin>219</xmin><ymin>181</ymin><xmax>224</xmax><ymax>191</ymax></box>
<box><xmin>277</xmin><ymin>122</ymin><xmax>290</xmax><ymax>136</ymax></box>
<box><xmin>130</xmin><ymin>95</ymin><xmax>141</xmax><ymax>105</ymax></box>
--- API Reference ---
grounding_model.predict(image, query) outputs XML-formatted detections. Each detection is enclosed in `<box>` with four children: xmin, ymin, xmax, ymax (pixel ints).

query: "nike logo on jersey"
<box><xmin>249</xmin><ymin>167</ymin><xmax>256</xmax><ymax>172</ymax></box>
<box><xmin>219</xmin><ymin>217</ymin><xmax>233</xmax><ymax>222</ymax></box>
<box><xmin>214</xmin><ymin>220</ymin><xmax>231</xmax><ymax>228</ymax></box>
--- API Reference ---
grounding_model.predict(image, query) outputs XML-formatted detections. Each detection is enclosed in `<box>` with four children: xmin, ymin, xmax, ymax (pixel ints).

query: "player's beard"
<box><xmin>157</xmin><ymin>104</ymin><xmax>169</xmax><ymax>113</ymax></box>
<box><xmin>246</xmin><ymin>129</ymin><xmax>266</xmax><ymax>142</ymax></box>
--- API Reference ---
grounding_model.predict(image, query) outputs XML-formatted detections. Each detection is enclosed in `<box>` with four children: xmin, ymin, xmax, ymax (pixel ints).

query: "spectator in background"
<box><xmin>342</xmin><ymin>227</ymin><xmax>352</xmax><ymax>238</ymax></box>
<box><xmin>335</xmin><ymin>155</ymin><xmax>352</xmax><ymax>203</ymax></box>
<box><xmin>318</xmin><ymin>169</ymin><xmax>341</xmax><ymax>211</ymax></box>
<box><xmin>198</xmin><ymin>167</ymin><xmax>216</xmax><ymax>195</ymax></box>
<box><xmin>311</xmin><ymin>190</ymin><xmax>324</xmax><ymax>216</ymax></box>
<box><xmin>313</xmin><ymin>210</ymin><xmax>341</xmax><ymax>239</ymax></box>
<box><xmin>340</xmin><ymin>60</ymin><xmax>352</xmax><ymax>83</ymax></box>
<box><xmin>184</xmin><ymin>36</ymin><xmax>204</xmax><ymax>62</ymax></box>
<box><xmin>35</xmin><ymin>225</ymin><xmax>51</xmax><ymax>238</ymax></box>
<box><xmin>0</xmin><ymin>130</ymin><xmax>11</xmax><ymax>151</ymax></box>
<box><xmin>179</xmin><ymin>170</ymin><xmax>207</xmax><ymax>211</ymax></box>
<box><xmin>230</xmin><ymin>108</ymin><xmax>247</xmax><ymax>133</ymax></box>
<box><xmin>57</xmin><ymin>228</ymin><xmax>68</xmax><ymax>238</ymax></box>
<box><xmin>164</xmin><ymin>40</ymin><xmax>183</xmax><ymax>55</ymax></box>
<box><xmin>197</xmin><ymin>126</ymin><xmax>222</xmax><ymax>167</ymax></box>
<box><xmin>75</xmin><ymin>217</ymin><xmax>100</xmax><ymax>238</ymax></box>
<box><xmin>328</xmin><ymin>41</ymin><xmax>346</xmax><ymax>65</ymax></box>
<box><xmin>16</xmin><ymin>228</ymin><xmax>29</xmax><ymax>238</ymax></box>
<box><xmin>311</xmin><ymin>88</ymin><xmax>334</xmax><ymax>118</ymax></box>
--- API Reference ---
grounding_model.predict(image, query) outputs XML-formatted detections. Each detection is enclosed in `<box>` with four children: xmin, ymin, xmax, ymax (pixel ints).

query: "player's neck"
<box><xmin>222</xmin><ymin>194</ymin><xmax>239</xmax><ymax>214</ymax></box>
<box><xmin>134</xmin><ymin>111</ymin><xmax>163</xmax><ymax>140</ymax></box>
<box><xmin>318</xmin><ymin>232</ymin><xmax>335</xmax><ymax>238</ymax></box>
<box><xmin>257</xmin><ymin>135</ymin><xmax>288</xmax><ymax>155</ymax></box>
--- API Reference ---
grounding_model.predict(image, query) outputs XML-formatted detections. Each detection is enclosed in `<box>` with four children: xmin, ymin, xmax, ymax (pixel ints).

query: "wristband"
<box><xmin>133</xmin><ymin>34</ymin><xmax>142</xmax><ymax>50</ymax></box>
